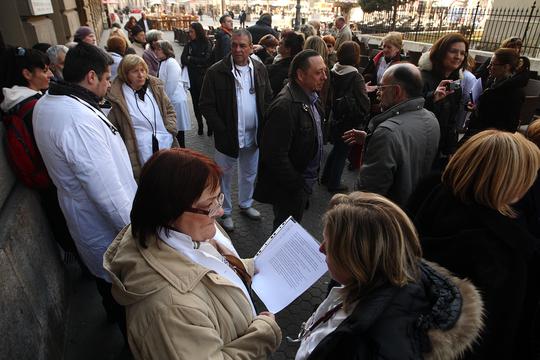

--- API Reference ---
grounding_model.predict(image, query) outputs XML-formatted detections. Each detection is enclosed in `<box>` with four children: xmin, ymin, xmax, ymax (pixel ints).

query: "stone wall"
<box><xmin>0</xmin><ymin>127</ymin><xmax>68</xmax><ymax>358</ymax></box>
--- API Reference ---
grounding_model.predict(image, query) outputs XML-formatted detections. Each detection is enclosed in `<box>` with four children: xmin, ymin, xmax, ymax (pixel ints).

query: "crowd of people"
<box><xmin>0</xmin><ymin>12</ymin><xmax>539</xmax><ymax>359</ymax></box>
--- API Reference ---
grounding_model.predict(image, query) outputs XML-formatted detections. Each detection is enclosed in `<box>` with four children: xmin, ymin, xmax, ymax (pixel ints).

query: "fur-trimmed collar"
<box><xmin>423</xmin><ymin>261</ymin><xmax>484</xmax><ymax>360</ymax></box>
<box><xmin>418</xmin><ymin>52</ymin><xmax>464</xmax><ymax>80</ymax></box>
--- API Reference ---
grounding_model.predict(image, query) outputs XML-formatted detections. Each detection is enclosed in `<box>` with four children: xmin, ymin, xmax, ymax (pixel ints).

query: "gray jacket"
<box><xmin>355</xmin><ymin>97</ymin><xmax>440</xmax><ymax>206</ymax></box>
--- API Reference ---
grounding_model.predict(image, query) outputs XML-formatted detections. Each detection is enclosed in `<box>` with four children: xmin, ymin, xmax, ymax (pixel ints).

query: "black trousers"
<box><xmin>94</xmin><ymin>277</ymin><xmax>127</xmax><ymax>339</ymax></box>
<box><xmin>272</xmin><ymin>188</ymin><xmax>309</xmax><ymax>230</ymax></box>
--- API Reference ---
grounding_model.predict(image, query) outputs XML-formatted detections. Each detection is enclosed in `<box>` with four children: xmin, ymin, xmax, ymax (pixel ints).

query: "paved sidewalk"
<box><xmin>64</xmin><ymin>31</ymin><xmax>359</xmax><ymax>359</ymax></box>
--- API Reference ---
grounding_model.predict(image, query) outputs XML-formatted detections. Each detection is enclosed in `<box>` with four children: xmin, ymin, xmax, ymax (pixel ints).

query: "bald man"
<box><xmin>344</xmin><ymin>63</ymin><xmax>440</xmax><ymax>206</ymax></box>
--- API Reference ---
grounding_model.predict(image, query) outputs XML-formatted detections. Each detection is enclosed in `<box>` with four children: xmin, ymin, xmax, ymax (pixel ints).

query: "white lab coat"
<box><xmin>33</xmin><ymin>93</ymin><xmax>137</xmax><ymax>280</ymax></box>
<box><xmin>158</xmin><ymin>57</ymin><xmax>191</xmax><ymax>131</ymax></box>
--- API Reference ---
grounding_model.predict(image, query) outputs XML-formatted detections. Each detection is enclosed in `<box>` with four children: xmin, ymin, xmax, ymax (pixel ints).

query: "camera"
<box><xmin>446</xmin><ymin>80</ymin><xmax>461</xmax><ymax>91</ymax></box>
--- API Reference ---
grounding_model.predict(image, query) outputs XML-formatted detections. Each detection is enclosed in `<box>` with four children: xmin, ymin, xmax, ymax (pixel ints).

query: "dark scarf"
<box><xmin>48</xmin><ymin>81</ymin><xmax>102</xmax><ymax>111</ymax></box>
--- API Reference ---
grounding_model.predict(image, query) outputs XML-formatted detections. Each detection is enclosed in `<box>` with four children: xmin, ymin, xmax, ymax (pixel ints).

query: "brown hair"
<box><xmin>337</xmin><ymin>41</ymin><xmax>361</xmax><ymax>66</ymax></box>
<box><xmin>494</xmin><ymin>47</ymin><xmax>519</xmax><ymax>71</ymax></box>
<box><xmin>107</xmin><ymin>36</ymin><xmax>127</xmax><ymax>56</ymax></box>
<box><xmin>501</xmin><ymin>36</ymin><xmax>522</xmax><ymax>49</ymax></box>
<box><xmin>131</xmin><ymin>148</ymin><xmax>223</xmax><ymax>247</ymax></box>
<box><xmin>443</xmin><ymin>130</ymin><xmax>540</xmax><ymax>217</ymax></box>
<box><xmin>259</xmin><ymin>34</ymin><xmax>278</xmax><ymax>48</ymax></box>
<box><xmin>281</xmin><ymin>30</ymin><xmax>305</xmax><ymax>58</ymax></box>
<box><xmin>429</xmin><ymin>33</ymin><xmax>469</xmax><ymax>76</ymax></box>
<box><xmin>323</xmin><ymin>192</ymin><xmax>422</xmax><ymax>309</ymax></box>
<box><xmin>322</xmin><ymin>35</ymin><xmax>336</xmax><ymax>46</ymax></box>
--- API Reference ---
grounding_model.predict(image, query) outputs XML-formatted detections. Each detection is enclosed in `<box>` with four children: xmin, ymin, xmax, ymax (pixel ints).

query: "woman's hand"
<box><xmin>259</xmin><ymin>311</ymin><xmax>275</xmax><ymax>321</ymax></box>
<box><xmin>433</xmin><ymin>80</ymin><xmax>455</xmax><ymax>103</ymax></box>
<box><xmin>466</xmin><ymin>101</ymin><xmax>476</xmax><ymax>111</ymax></box>
<box><xmin>343</xmin><ymin>129</ymin><xmax>367</xmax><ymax>145</ymax></box>
<box><xmin>365</xmin><ymin>81</ymin><xmax>377</xmax><ymax>93</ymax></box>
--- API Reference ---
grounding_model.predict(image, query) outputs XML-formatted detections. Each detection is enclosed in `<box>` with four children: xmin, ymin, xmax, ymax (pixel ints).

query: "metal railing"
<box><xmin>356</xmin><ymin>1</ymin><xmax>539</xmax><ymax>58</ymax></box>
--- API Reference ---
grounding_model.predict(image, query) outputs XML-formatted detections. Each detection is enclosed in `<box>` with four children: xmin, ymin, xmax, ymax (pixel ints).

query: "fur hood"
<box><xmin>1</xmin><ymin>86</ymin><xmax>40</xmax><ymax>112</ymax></box>
<box><xmin>424</xmin><ymin>261</ymin><xmax>484</xmax><ymax>360</ymax></box>
<box><xmin>418</xmin><ymin>52</ymin><xmax>464</xmax><ymax>80</ymax></box>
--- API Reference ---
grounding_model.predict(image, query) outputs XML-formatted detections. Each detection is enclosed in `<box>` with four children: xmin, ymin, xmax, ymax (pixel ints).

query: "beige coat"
<box><xmin>335</xmin><ymin>24</ymin><xmax>352</xmax><ymax>51</ymax></box>
<box><xmin>103</xmin><ymin>226</ymin><xmax>282</xmax><ymax>360</ymax></box>
<box><xmin>107</xmin><ymin>76</ymin><xmax>179</xmax><ymax>181</ymax></box>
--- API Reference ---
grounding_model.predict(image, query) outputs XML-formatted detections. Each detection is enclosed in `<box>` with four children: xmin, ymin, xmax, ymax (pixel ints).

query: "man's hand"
<box><xmin>343</xmin><ymin>129</ymin><xmax>367</xmax><ymax>145</ymax></box>
<box><xmin>365</xmin><ymin>81</ymin><xmax>377</xmax><ymax>93</ymax></box>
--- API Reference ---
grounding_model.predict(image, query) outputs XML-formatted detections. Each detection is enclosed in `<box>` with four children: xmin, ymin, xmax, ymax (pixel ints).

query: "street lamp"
<box><xmin>294</xmin><ymin>0</ymin><xmax>301</xmax><ymax>30</ymax></box>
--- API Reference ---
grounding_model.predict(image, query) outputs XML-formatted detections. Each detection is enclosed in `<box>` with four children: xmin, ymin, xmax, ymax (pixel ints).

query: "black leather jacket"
<box><xmin>254</xmin><ymin>81</ymin><xmax>323</xmax><ymax>204</ymax></box>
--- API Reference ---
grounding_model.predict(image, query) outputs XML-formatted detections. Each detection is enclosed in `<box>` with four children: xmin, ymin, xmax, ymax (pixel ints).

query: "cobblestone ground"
<box><xmin>63</xmin><ymin>30</ymin><xmax>359</xmax><ymax>360</ymax></box>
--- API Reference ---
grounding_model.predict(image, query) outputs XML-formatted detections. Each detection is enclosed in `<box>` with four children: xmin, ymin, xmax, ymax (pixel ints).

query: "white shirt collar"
<box><xmin>158</xmin><ymin>225</ymin><xmax>256</xmax><ymax>314</ymax></box>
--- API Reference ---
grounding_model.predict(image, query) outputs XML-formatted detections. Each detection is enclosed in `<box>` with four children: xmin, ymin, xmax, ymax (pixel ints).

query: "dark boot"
<box><xmin>196</xmin><ymin>118</ymin><xmax>203</xmax><ymax>135</ymax></box>
<box><xmin>176</xmin><ymin>131</ymin><xmax>185</xmax><ymax>148</ymax></box>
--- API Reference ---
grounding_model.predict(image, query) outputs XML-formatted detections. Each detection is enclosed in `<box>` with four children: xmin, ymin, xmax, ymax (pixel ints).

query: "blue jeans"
<box><xmin>321</xmin><ymin>137</ymin><xmax>349</xmax><ymax>189</ymax></box>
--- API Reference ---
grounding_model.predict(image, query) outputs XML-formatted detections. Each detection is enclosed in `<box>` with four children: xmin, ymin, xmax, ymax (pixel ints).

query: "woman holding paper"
<box><xmin>294</xmin><ymin>192</ymin><xmax>484</xmax><ymax>360</ymax></box>
<box><xmin>104</xmin><ymin>148</ymin><xmax>281</xmax><ymax>359</ymax></box>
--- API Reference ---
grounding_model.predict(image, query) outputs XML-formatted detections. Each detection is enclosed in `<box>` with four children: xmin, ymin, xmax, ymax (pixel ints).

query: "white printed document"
<box><xmin>252</xmin><ymin>217</ymin><xmax>328</xmax><ymax>313</ymax></box>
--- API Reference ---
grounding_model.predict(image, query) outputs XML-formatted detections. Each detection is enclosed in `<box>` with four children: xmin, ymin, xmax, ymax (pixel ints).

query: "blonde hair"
<box><xmin>323</xmin><ymin>192</ymin><xmax>422</xmax><ymax>309</ymax></box>
<box><xmin>304</xmin><ymin>35</ymin><xmax>328</xmax><ymax>63</ymax></box>
<box><xmin>109</xmin><ymin>27</ymin><xmax>131</xmax><ymax>46</ymax></box>
<box><xmin>117</xmin><ymin>54</ymin><xmax>148</xmax><ymax>83</ymax></box>
<box><xmin>382</xmin><ymin>32</ymin><xmax>403</xmax><ymax>50</ymax></box>
<box><xmin>527</xmin><ymin>119</ymin><xmax>540</xmax><ymax>148</ymax></box>
<box><xmin>443</xmin><ymin>130</ymin><xmax>540</xmax><ymax>217</ymax></box>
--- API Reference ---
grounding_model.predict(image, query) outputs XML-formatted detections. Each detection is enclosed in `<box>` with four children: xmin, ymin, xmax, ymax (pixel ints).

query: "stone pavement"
<box><xmin>63</xmin><ymin>31</ymin><xmax>359</xmax><ymax>360</ymax></box>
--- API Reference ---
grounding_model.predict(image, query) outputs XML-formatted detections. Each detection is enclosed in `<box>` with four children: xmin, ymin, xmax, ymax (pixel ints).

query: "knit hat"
<box><xmin>74</xmin><ymin>26</ymin><xmax>94</xmax><ymax>43</ymax></box>
<box><xmin>131</xmin><ymin>25</ymin><xmax>144</xmax><ymax>37</ymax></box>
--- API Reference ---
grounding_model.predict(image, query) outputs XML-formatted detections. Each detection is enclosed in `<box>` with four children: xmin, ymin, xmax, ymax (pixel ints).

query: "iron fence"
<box><xmin>356</xmin><ymin>1</ymin><xmax>540</xmax><ymax>58</ymax></box>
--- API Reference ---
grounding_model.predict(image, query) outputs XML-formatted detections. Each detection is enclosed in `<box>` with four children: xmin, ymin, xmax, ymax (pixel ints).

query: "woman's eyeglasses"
<box><xmin>186</xmin><ymin>193</ymin><xmax>224</xmax><ymax>217</ymax></box>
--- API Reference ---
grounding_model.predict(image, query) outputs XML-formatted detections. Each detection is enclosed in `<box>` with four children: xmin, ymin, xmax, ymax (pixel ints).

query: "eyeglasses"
<box><xmin>376</xmin><ymin>84</ymin><xmax>399</xmax><ymax>91</ymax></box>
<box><xmin>326</xmin><ymin>44</ymin><xmax>333</xmax><ymax>48</ymax></box>
<box><xmin>489</xmin><ymin>62</ymin><xmax>505</xmax><ymax>67</ymax></box>
<box><xmin>186</xmin><ymin>193</ymin><xmax>224</xmax><ymax>218</ymax></box>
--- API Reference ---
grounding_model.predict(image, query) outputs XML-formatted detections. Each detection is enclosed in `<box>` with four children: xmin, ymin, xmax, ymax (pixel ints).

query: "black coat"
<box><xmin>136</xmin><ymin>18</ymin><xmax>153</xmax><ymax>32</ymax></box>
<box><xmin>414</xmin><ymin>184</ymin><xmax>540</xmax><ymax>359</ymax></box>
<box><xmin>421</xmin><ymin>69</ymin><xmax>461</xmax><ymax>156</ymax></box>
<box><xmin>254</xmin><ymin>82</ymin><xmax>323</xmax><ymax>204</ymax></box>
<box><xmin>199</xmin><ymin>56</ymin><xmax>272</xmax><ymax>158</ymax></box>
<box><xmin>267</xmin><ymin>57</ymin><xmax>292</xmax><ymax>97</ymax></box>
<box><xmin>247</xmin><ymin>16</ymin><xmax>278</xmax><ymax>45</ymax></box>
<box><xmin>212</xmin><ymin>28</ymin><xmax>231</xmax><ymax>63</ymax></box>
<box><xmin>465</xmin><ymin>74</ymin><xmax>526</xmax><ymax>136</ymax></box>
<box><xmin>181</xmin><ymin>40</ymin><xmax>212</xmax><ymax>93</ymax></box>
<box><xmin>329</xmin><ymin>68</ymin><xmax>370</xmax><ymax>140</ymax></box>
<box><xmin>307</xmin><ymin>261</ymin><xmax>475</xmax><ymax>360</ymax></box>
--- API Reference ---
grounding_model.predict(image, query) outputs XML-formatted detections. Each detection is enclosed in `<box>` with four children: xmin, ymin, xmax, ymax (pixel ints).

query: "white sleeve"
<box><xmin>164</xmin><ymin>59</ymin><xmax>182</xmax><ymax>100</ymax></box>
<box><xmin>63</xmin><ymin>123</ymin><xmax>133</xmax><ymax>231</ymax></box>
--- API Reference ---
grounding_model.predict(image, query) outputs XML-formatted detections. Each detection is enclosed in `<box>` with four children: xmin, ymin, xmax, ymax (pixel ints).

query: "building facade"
<box><xmin>0</xmin><ymin>0</ymin><xmax>105</xmax><ymax>48</ymax></box>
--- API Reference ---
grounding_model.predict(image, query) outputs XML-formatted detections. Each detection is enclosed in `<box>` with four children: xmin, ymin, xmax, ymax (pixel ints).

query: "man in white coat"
<box><xmin>33</xmin><ymin>43</ymin><xmax>137</xmax><ymax>327</ymax></box>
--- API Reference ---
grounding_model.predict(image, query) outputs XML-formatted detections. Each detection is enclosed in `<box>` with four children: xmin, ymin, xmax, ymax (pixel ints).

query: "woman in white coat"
<box><xmin>155</xmin><ymin>40</ymin><xmax>191</xmax><ymax>147</ymax></box>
